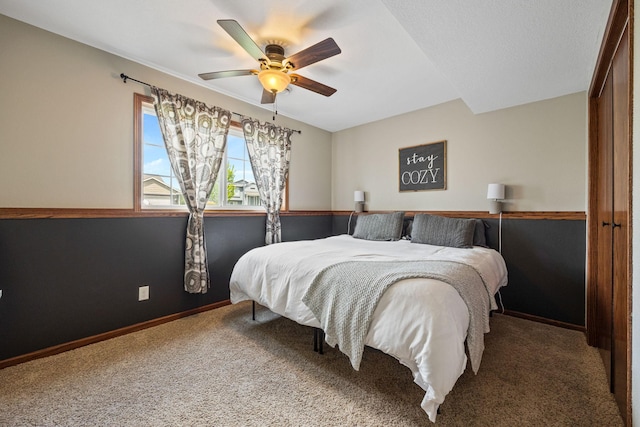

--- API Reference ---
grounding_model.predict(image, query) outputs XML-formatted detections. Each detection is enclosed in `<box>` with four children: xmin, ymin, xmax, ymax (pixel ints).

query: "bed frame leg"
<box><xmin>313</xmin><ymin>328</ymin><xmax>325</xmax><ymax>355</ymax></box>
<box><xmin>252</xmin><ymin>301</ymin><xmax>256</xmax><ymax>321</ymax></box>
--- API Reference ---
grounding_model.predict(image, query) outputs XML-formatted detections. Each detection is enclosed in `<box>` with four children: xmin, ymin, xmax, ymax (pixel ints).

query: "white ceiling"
<box><xmin>0</xmin><ymin>0</ymin><xmax>613</xmax><ymax>132</ymax></box>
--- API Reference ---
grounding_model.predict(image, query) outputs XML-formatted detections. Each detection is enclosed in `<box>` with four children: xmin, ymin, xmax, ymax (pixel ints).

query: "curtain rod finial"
<box><xmin>120</xmin><ymin>73</ymin><xmax>128</xmax><ymax>83</ymax></box>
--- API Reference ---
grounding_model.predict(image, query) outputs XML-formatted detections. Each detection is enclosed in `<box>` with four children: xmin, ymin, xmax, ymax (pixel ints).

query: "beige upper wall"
<box><xmin>332</xmin><ymin>92</ymin><xmax>587</xmax><ymax>212</ymax></box>
<box><xmin>0</xmin><ymin>14</ymin><xmax>588</xmax><ymax>213</ymax></box>
<box><xmin>0</xmin><ymin>14</ymin><xmax>332</xmax><ymax>210</ymax></box>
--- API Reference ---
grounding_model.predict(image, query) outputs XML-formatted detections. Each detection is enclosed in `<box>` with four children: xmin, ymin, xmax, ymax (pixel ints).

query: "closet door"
<box><xmin>611</xmin><ymin>26</ymin><xmax>629</xmax><ymax>416</ymax></box>
<box><xmin>588</xmin><ymin>1</ymin><xmax>631</xmax><ymax>423</ymax></box>
<box><xmin>595</xmin><ymin>72</ymin><xmax>613</xmax><ymax>385</ymax></box>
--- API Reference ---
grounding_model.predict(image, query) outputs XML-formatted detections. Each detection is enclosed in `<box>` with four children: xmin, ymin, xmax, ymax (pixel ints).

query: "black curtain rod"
<box><xmin>120</xmin><ymin>73</ymin><xmax>301</xmax><ymax>134</ymax></box>
<box><xmin>232</xmin><ymin>113</ymin><xmax>302</xmax><ymax>134</ymax></box>
<box><xmin>120</xmin><ymin>73</ymin><xmax>151</xmax><ymax>87</ymax></box>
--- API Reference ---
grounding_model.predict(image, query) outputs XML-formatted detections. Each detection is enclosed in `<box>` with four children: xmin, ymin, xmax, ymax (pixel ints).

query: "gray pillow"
<box><xmin>352</xmin><ymin>212</ymin><xmax>405</xmax><ymax>241</ymax></box>
<box><xmin>411</xmin><ymin>214</ymin><xmax>476</xmax><ymax>248</ymax></box>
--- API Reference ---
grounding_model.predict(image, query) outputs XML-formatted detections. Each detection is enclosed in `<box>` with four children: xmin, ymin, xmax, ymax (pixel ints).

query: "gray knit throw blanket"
<box><xmin>302</xmin><ymin>260</ymin><xmax>492</xmax><ymax>373</ymax></box>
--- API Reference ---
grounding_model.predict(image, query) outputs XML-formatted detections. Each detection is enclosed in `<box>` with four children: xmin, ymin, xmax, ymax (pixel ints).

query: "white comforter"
<box><xmin>229</xmin><ymin>235</ymin><xmax>508</xmax><ymax>422</ymax></box>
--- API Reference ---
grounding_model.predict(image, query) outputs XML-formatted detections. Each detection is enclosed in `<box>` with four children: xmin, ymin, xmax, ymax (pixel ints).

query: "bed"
<box><xmin>229</xmin><ymin>213</ymin><xmax>508</xmax><ymax>422</ymax></box>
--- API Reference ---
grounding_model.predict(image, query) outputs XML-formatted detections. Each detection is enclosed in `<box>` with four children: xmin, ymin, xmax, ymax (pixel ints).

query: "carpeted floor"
<box><xmin>0</xmin><ymin>301</ymin><xmax>623</xmax><ymax>426</ymax></box>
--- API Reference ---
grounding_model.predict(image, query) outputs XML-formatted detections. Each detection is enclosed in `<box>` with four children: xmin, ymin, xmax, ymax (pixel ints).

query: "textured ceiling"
<box><xmin>381</xmin><ymin>0</ymin><xmax>613</xmax><ymax>114</ymax></box>
<box><xmin>0</xmin><ymin>0</ymin><xmax>613</xmax><ymax>132</ymax></box>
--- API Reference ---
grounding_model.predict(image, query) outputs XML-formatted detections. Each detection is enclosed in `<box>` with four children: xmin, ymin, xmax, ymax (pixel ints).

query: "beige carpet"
<box><xmin>0</xmin><ymin>302</ymin><xmax>623</xmax><ymax>426</ymax></box>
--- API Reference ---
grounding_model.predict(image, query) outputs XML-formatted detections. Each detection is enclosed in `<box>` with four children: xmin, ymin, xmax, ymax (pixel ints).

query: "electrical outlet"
<box><xmin>138</xmin><ymin>285</ymin><xmax>149</xmax><ymax>301</ymax></box>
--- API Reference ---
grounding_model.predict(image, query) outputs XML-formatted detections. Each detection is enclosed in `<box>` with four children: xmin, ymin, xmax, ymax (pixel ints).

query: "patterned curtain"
<box><xmin>151</xmin><ymin>87</ymin><xmax>231</xmax><ymax>294</ymax></box>
<box><xmin>241</xmin><ymin>119</ymin><xmax>293</xmax><ymax>245</ymax></box>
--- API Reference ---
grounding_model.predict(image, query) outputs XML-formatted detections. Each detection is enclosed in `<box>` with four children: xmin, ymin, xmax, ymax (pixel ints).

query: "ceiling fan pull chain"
<box><xmin>273</xmin><ymin>93</ymin><xmax>278</xmax><ymax>121</ymax></box>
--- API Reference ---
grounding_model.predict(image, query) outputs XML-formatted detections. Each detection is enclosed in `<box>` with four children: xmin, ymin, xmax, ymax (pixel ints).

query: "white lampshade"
<box><xmin>487</xmin><ymin>183</ymin><xmax>505</xmax><ymax>200</ymax></box>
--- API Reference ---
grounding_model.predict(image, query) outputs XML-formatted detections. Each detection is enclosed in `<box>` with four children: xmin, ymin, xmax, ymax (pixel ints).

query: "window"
<box><xmin>224</xmin><ymin>131</ymin><xmax>261</xmax><ymax>208</ymax></box>
<box><xmin>134</xmin><ymin>94</ymin><xmax>274</xmax><ymax>211</ymax></box>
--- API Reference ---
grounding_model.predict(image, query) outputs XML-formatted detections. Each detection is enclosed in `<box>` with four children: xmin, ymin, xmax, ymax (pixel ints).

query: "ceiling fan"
<box><xmin>199</xmin><ymin>19</ymin><xmax>341</xmax><ymax>104</ymax></box>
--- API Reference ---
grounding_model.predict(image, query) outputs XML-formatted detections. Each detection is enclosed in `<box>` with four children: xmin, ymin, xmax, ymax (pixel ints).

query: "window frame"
<box><xmin>134</xmin><ymin>93</ymin><xmax>288</xmax><ymax>214</ymax></box>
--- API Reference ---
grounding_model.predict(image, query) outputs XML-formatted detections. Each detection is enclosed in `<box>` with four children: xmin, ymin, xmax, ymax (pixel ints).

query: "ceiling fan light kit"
<box><xmin>199</xmin><ymin>19</ymin><xmax>341</xmax><ymax>105</ymax></box>
<box><xmin>258</xmin><ymin>69</ymin><xmax>291</xmax><ymax>94</ymax></box>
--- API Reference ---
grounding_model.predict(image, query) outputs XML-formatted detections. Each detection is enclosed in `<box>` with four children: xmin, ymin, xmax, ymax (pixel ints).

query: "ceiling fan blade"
<box><xmin>217</xmin><ymin>19</ymin><xmax>266</xmax><ymax>62</ymax></box>
<box><xmin>290</xmin><ymin>74</ymin><xmax>337</xmax><ymax>97</ymax></box>
<box><xmin>261</xmin><ymin>89</ymin><xmax>276</xmax><ymax>104</ymax></box>
<box><xmin>285</xmin><ymin>38</ymin><xmax>341</xmax><ymax>70</ymax></box>
<box><xmin>198</xmin><ymin>69</ymin><xmax>257</xmax><ymax>80</ymax></box>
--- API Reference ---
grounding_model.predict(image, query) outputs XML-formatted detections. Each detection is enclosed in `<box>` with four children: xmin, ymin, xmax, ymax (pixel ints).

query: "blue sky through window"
<box><xmin>143</xmin><ymin>113</ymin><xmax>172</xmax><ymax>178</ymax></box>
<box><xmin>226</xmin><ymin>134</ymin><xmax>255</xmax><ymax>184</ymax></box>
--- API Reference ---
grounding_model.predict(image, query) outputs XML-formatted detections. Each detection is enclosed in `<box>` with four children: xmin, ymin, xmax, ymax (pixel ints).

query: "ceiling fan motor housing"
<box><xmin>265</xmin><ymin>44</ymin><xmax>288</xmax><ymax>70</ymax></box>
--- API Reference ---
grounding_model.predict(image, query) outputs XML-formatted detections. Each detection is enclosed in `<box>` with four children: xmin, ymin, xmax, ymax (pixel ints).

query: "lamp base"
<box><xmin>355</xmin><ymin>202</ymin><xmax>364</xmax><ymax>213</ymax></box>
<box><xmin>489</xmin><ymin>200</ymin><xmax>502</xmax><ymax>215</ymax></box>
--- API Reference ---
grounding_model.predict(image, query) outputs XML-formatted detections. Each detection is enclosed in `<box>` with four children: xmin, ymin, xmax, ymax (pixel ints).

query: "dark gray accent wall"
<box><xmin>332</xmin><ymin>213</ymin><xmax>354</xmax><ymax>236</ymax></box>
<box><xmin>0</xmin><ymin>215</ymin><xmax>333</xmax><ymax>361</ymax></box>
<box><xmin>0</xmin><ymin>213</ymin><xmax>585</xmax><ymax>363</ymax></box>
<box><xmin>486</xmin><ymin>218</ymin><xmax>586</xmax><ymax>326</ymax></box>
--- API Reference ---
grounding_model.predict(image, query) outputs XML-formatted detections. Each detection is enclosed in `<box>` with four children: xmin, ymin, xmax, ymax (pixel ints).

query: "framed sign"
<box><xmin>399</xmin><ymin>140</ymin><xmax>446</xmax><ymax>192</ymax></box>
